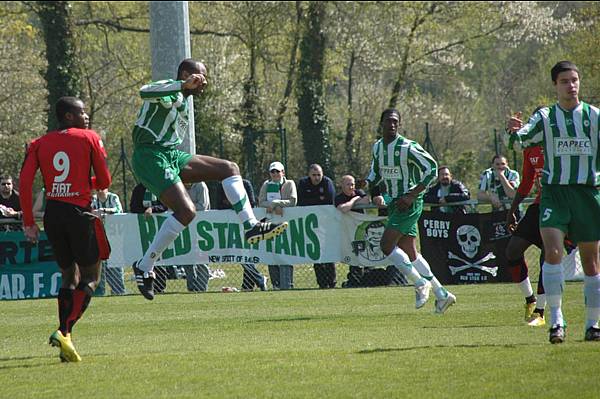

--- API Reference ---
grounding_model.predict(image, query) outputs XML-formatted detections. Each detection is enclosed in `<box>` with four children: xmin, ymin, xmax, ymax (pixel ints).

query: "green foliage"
<box><xmin>2</xmin><ymin>1</ymin><xmax>600</xmax><ymax>198</ymax></box>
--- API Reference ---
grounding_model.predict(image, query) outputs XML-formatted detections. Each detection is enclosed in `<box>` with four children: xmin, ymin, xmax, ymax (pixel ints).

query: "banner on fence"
<box><xmin>105</xmin><ymin>206</ymin><xmax>398</xmax><ymax>268</ymax></box>
<box><xmin>418</xmin><ymin>210</ymin><xmax>513</xmax><ymax>284</ymax></box>
<box><xmin>0</xmin><ymin>231</ymin><xmax>61</xmax><ymax>300</ymax></box>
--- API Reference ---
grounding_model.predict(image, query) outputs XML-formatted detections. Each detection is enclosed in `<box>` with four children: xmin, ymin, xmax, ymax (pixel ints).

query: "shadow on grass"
<box><xmin>356</xmin><ymin>342</ymin><xmax>540</xmax><ymax>354</ymax></box>
<box><xmin>250</xmin><ymin>317</ymin><xmax>315</xmax><ymax>323</ymax></box>
<box><xmin>421</xmin><ymin>324</ymin><xmax>510</xmax><ymax>329</ymax></box>
<box><xmin>0</xmin><ymin>355</ymin><xmax>63</xmax><ymax>370</ymax></box>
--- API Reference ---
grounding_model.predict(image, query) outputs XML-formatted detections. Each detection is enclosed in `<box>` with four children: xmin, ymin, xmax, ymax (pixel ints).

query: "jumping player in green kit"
<box><xmin>131</xmin><ymin>59</ymin><xmax>288</xmax><ymax>300</ymax></box>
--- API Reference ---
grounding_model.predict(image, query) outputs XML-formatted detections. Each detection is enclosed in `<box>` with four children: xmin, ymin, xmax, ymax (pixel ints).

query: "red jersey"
<box><xmin>19</xmin><ymin>128</ymin><xmax>111</xmax><ymax>226</ymax></box>
<box><xmin>517</xmin><ymin>145</ymin><xmax>544</xmax><ymax>204</ymax></box>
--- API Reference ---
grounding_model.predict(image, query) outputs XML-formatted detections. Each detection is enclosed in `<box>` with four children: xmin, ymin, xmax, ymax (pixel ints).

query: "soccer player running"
<box><xmin>131</xmin><ymin>59</ymin><xmax>287</xmax><ymax>300</ymax></box>
<box><xmin>366</xmin><ymin>108</ymin><xmax>456</xmax><ymax>313</ymax></box>
<box><xmin>19</xmin><ymin>97</ymin><xmax>112</xmax><ymax>362</ymax></box>
<box><xmin>507</xmin><ymin>61</ymin><xmax>600</xmax><ymax>343</ymax></box>
<box><xmin>505</xmin><ymin>109</ymin><xmax>547</xmax><ymax>326</ymax></box>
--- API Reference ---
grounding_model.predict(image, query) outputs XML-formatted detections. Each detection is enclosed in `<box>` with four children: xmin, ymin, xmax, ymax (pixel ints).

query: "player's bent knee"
<box><xmin>223</xmin><ymin>160</ymin><xmax>240</xmax><ymax>176</ymax></box>
<box><xmin>175</xmin><ymin>207</ymin><xmax>197</xmax><ymax>226</ymax></box>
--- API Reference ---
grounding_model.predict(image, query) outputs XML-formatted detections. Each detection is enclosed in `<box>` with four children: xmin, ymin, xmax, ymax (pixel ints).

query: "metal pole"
<box><xmin>149</xmin><ymin>1</ymin><xmax>195</xmax><ymax>155</ymax></box>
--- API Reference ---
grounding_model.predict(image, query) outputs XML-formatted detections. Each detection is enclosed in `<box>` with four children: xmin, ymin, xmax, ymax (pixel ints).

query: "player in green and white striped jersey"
<box><xmin>366</xmin><ymin>108</ymin><xmax>456</xmax><ymax>314</ymax></box>
<box><xmin>507</xmin><ymin>61</ymin><xmax>600</xmax><ymax>343</ymax></box>
<box><xmin>130</xmin><ymin>59</ymin><xmax>288</xmax><ymax>300</ymax></box>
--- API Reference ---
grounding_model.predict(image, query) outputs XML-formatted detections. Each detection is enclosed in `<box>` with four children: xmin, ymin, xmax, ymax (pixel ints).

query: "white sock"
<box><xmin>412</xmin><ymin>254</ymin><xmax>446</xmax><ymax>298</ymax></box>
<box><xmin>584</xmin><ymin>274</ymin><xmax>600</xmax><ymax>330</ymax></box>
<box><xmin>138</xmin><ymin>215</ymin><xmax>186</xmax><ymax>273</ymax></box>
<box><xmin>222</xmin><ymin>175</ymin><xmax>258</xmax><ymax>230</ymax></box>
<box><xmin>389</xmin><ymin>248</ymin><xmax>425</xmax><ymax>287</ymax></box>
<box><xmin>536</xmin><ymin>294</ymin><xmax>546</xmax><ymax>310</ymax></box>
<box><xmin>518</xmin><ymin>277</ymin><xmax>534</xmax><ymax>299</ymax></box>
<box><xmin>542</xmin><ymin>262</ymin><xmax>564</xmax><ymax>327</ymax></box>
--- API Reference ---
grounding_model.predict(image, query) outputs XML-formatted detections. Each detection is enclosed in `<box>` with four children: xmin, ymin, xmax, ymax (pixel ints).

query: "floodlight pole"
<box><xmin>149</xmin><ymin>1</ymin><xmax>195</xmax><ymax>155</ymax></box>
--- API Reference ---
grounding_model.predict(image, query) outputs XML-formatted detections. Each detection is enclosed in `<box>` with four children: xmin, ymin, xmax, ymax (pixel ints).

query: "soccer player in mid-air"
<box><xmin>507</xmin><ymin>61</ymin><xmax>600</xmax><ymax>343</ymax></box>
<box><xmin>131</xmin><ymin>59</ymin><xmax>288</xmax><ymax>300</ymax></box>
<box><xmin>20</xmin><ymin>97</ymin><xmax>112</xmax><ymax>362</ymax></box>
<box><xmin>366</xmin><ymin>108</ymin><xmax>456</xmax><ymax>313</ymax></box>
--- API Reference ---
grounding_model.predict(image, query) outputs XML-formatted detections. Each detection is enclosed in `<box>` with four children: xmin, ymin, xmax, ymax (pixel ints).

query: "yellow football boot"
<box><xmin>524</xmin><ymin>302</ymin><xmax>536</xmax><ymax>321</ymax></box>
<box><xmin>527</xmin><ymin>312</ymin><xmax>546</xmax><ymax>327</ymax></box>
<box><xmin>49</xmin><ymin>330</ymin><xmax>82</xmax><ymax>362</ymax></box>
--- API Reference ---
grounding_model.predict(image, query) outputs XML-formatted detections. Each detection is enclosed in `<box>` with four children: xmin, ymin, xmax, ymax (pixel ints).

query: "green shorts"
<box><xmin>386</xmin><ymin>197</ymin><xmax>423</xmax><ymax>237</ymax></box>
<box><xmin>132</xmin><ymin>145</ymin><xmax>193</xmax><ymax>197</ymax></box>
<box><xmin>539</xmin><ymin>184</ymin><xmax>600</xmax><ymax>243</ymax></box>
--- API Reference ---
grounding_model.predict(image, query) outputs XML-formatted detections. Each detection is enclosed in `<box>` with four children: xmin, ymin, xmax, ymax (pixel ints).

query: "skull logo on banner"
<box><xmin>456</xmin><ymin>225</ymin><xmax>481</xmax><ymax>259</ymax></box>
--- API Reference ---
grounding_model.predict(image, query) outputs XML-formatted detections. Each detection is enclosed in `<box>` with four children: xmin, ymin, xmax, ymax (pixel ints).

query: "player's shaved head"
<box><xmin>56</xmin><ymin>97</ymin><xmax>84</xmax><ymax>124</ymax></box>
<box><xmin>177</xmin><ymin>58</ymin><xmax>206</xmax><ymax>80</ymax></box>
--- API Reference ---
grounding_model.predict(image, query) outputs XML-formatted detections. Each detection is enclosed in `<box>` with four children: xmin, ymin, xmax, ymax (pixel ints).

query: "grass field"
<box><xmin>2</xmin><ymin>281</ymin><xmax>600</xmax><ymax>398</ymax></box>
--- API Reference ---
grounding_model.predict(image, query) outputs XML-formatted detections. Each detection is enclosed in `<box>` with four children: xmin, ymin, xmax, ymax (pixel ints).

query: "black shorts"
<box><xmin>44</xmin><ymin>200</ymin><xmax>100</xmax><ymax>269</ymax></box>
<box><xmin>512</xmin><ymin>202</ymin><xmax>543</xmax><ymax>249</ymax></box>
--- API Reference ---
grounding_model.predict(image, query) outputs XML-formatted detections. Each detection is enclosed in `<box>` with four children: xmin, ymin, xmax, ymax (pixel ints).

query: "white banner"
<box><xmin>105</xmin><ymin>206</ymin><xmax>394</xmax><ymax>268</ymax></box>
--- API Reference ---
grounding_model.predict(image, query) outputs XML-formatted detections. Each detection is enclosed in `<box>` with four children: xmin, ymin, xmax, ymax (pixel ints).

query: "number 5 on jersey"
<box><xmin>542</xmin><ymin>208</ymin><xmax>552</xmax><ymax>222</ymax></box>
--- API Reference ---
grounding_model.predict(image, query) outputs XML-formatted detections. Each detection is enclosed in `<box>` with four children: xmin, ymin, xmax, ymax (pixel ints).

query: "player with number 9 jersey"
<box><xmin>19</xmin><ymin>122</ymin><xmax>111</xmax><ymax>226</ymax></box>
<box><xmin>18</xmin><ymin>96</ymin><xmax>111</xmax><ymax>363</ymax></box>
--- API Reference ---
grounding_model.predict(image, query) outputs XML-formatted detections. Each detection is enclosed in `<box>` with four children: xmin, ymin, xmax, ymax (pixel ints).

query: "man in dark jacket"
<box><xmin>297</xmin><ymin>164</ymin><xmax>337</xmax><ymax>288</ymax></box>
<box><xmin>423</xmin><ymin>166</ymin><xmax>470</xmax><ymax>214</ymax></box>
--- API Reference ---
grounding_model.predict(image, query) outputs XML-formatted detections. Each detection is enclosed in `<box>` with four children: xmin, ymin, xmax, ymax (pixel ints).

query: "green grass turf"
<box><xmin>2</xmin><ymin>281</ymin><xmax>600</xmax><ymax>398</ymax></box>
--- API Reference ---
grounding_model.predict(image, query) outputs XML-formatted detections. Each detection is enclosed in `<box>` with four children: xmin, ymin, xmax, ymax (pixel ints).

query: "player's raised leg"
<box><xmin>180</xmin><ymin>155</ymin><xmax>288</xmax><ymax>243</ymax></box>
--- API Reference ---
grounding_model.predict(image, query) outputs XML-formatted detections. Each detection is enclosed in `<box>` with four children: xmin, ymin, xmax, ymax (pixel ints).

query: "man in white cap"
<box><xmin>258</xmin><ymin>161</ymin><xmax>297</xmax><ymax>289</ymax></box>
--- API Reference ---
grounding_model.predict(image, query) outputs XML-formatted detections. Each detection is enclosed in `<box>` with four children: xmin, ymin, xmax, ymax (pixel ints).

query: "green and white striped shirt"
<box><xmin>509</xmin><ymin>102</ymin><xmax>600</xmax><ymax>186</ymax></box>
<box><xmin>367</xmin><ymin>135</ymin><xmax>438</xmax><ymax>200</ymax></box>
<box><xmin>132</xmin><ymin>79</ymin><xmax>189</xmax><ymax>148</ymax></box>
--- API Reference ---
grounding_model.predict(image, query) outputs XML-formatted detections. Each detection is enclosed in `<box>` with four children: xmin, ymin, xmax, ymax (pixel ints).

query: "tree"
<box><xmin>35</xmin><ymin>1</ymin><xmax>83</xmax><ymax>130</ymax></box>
<box><xmin>297</xmin><ymin>1</ymin><xmax>333</xmax><ymax>178</ymax></box>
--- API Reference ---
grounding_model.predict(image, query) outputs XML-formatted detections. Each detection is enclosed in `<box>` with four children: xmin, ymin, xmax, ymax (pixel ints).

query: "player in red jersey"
<box><xmin>19</xmin><ymin>97</ymin><xmax>112</xmax><ymax>362</ymax></box>
<box><xmin>505</xmin><ymin>109</ymin><xmax>547</xmax><ymax>326</ymax></box>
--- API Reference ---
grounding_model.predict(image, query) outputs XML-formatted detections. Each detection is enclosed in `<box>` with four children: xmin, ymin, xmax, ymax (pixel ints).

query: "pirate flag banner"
<box><xmin>418</xmin><ymin>210</ymin><xmax>513</xmax><ymax>285</ymax></box>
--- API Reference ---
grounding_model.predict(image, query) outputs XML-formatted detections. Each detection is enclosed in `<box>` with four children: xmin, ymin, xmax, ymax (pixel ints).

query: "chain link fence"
<box><xmin>96</xmin><ymin>263</ymin><xmax>409</xmax><ymax>296</ymax></box>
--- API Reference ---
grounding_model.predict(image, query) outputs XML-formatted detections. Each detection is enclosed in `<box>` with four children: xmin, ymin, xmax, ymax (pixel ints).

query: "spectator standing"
<box><xmin>258</xmin><ymin>161</ymin><xmax>297</xmax><ymax>290</ymax></box>
<box><xmin>130</xmin><ymin>182</ymin><xmax>171</xmax><ymax>294</ymax></box>
<box><xmin>19</xmin><ymin>96</ymin><xmax>112</xmax><ymax>362</ymax></box>
<box><xmin>335</xmin><ymin>175</ymin><xmax>370</xmax><ymax>287</ymax></box>
<box><xmin>216</xmin><ymin>179</ymin><xmax>268</xmax><ymax>291</ymax></box>
<box><xmin>297</xmin><ymin>164</ymin><xmax>337</xmax><ymax>288</ymax></box>
<box><xmin>423</xmin><ymin>166</ymin><xmax>471</xmax><ymax>214</ymax></box>
<box><xmin>0</xmin><ymin>174</ymin><xmax>23</xmax><ymax>231</ymax></box>
<box><xmin>477</xmin><ymin>155</ymin><xmax>520</xmax><ymax>211</ymax></box>
<box><xmin>182</xmin><ymin>182</ymin><xmax>211</xmax><ymax>292</ymax></box>
<box><xmin>91</xmin><ymin>188</ymin><xmax>126</xmax><ymax>295</ymax></box>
